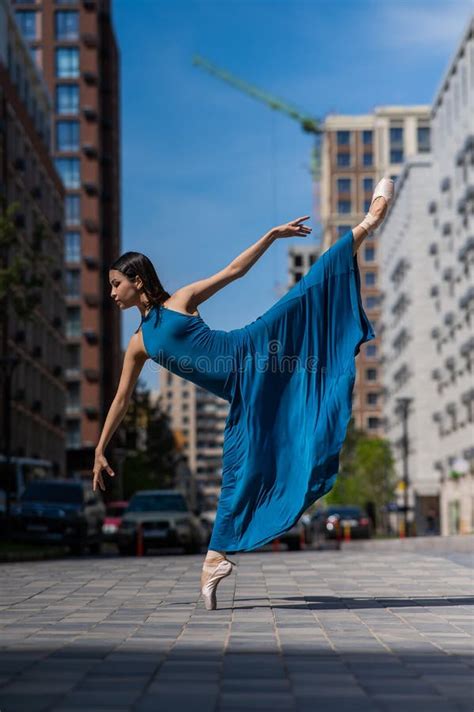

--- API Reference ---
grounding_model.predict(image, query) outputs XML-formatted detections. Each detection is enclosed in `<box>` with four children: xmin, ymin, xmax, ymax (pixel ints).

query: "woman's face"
<box><xmin>109</xmin><ymin>269</ymin><xmax>140</xmax><ymax>309</ymax></box>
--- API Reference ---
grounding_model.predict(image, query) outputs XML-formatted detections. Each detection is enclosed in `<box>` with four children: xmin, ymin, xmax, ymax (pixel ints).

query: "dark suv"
<box><xmin>11</xmin><ymin>479</ymin><xmax>105</xmax><ymax>555</ymax></box>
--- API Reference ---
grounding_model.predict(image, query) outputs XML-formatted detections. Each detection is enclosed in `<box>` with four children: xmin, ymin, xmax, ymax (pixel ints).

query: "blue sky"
<box><xmin>113</xmin><ymin>0</ymin><xmax>473</xmax><ymax>390</ymax></box>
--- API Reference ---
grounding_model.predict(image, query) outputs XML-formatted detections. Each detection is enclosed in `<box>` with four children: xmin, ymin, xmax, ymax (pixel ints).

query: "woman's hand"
<box><xmin>272</xmin><ymin>216</ymin><xmax>312</xmax><ymax>239</ymax></box>
<box><xmin>92</xmin><ymin>451</ymin><xmax>115</xmax><ymax>492</ymax></box>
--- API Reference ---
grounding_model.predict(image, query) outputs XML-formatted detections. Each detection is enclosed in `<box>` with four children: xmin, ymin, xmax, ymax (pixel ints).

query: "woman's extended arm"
<box><xmin>179</xmin><ymin>216</ymin><xmax>312</xmax><ymax>310</ymax></box>
<box><xmin>229</xmin><ymin>216</ymin><xmax>311</xmax><ymax>276</ymax></box>
<box><xmin>92</xmin><ymin>333</ymin><xmax>148</xmax><ymax>491</ymax></box>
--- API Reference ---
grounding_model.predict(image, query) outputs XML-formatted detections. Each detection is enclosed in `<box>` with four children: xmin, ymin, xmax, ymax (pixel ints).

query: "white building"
<box><xmin>379</xmin><ymin>14</ymin><xmax>474</xmax><ymax>536</ymax></box>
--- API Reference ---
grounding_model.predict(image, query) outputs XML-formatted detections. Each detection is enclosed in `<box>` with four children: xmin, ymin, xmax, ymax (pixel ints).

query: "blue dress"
<box><xmin>139</xmin><ymin>229</ymin><xmax>375</xmax><ymax>553</ymax></box>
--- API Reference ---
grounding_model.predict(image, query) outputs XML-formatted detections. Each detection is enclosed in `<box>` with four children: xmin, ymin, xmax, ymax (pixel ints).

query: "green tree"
<box><xmin>0</xmin><ymin>198</ymin><xmax>57</xmax><ymax>529</ymax></box>
<box><xmin>324</xmin><ymin>417</ymin><xmax>397</xmax><ymax>531</ymax></box>
<box><xmin>118</xmin><ymin>380</ymin><xmax>181</xmax><ymax>500</ymax></box>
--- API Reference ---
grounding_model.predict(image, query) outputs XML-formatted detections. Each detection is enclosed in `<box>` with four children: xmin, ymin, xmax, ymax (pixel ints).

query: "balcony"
<box><xmin>458</xmin><ymin>236</ymin><xmax>474</xmax><ymax>262</ymax></box>
<box><xmin>440</xmin><ymin>176</ymin><xmax>451</xmax><ymax>192</ymax></box>
<box><xmin>82</xmin><ymin>32</ymin><xmax>98</xmax><ymax>48</ymax></box>
<box><xmin>83</xmin><ymin>181</ymin><xmax>99</xmax><ymax>196</ymax></box>
<box><xmin>82</xmin><ymin>106</ymin><xmax>98</xmax><ymax>122</ymax></box>
<box><xmin>84</xmin><ymin>368</ymin><xmax>99</xmax><ymax>382</ymax></box>
<box><xmin>84</xmin><ymin>405</ymin><xmax>99</xmax><ymax>419</ymax></box>
<box><xmin>83</xmin><ymin>329</ymin><xmax>99</xmax><ymax>344</ymax></box>
<box><xmin>84</xmin><ymin>219</ymin><xmax>99</xmax><ymax>233</ymax></box>
<box><xmin>83</xmin><ymin>255</ymin><xmax>99</xmax><ymax>269</ymax></box>
<box><xmin>84</xmin><ymin>293</ymin><xmax>100</xmax><ymax>307</ymax></box>
<box><xmin>82</xmin><ymin>71</ymin><xmax>98</xmax><ymax>86</ymax></box>
<box><xmin>82</xmin><ymin>143</ymin><xmax>98</xmax><ymax>159</ymax></box>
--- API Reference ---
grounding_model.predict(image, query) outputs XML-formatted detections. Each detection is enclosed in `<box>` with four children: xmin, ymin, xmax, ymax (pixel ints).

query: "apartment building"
<box><xmin>378</xmin><ymin>15</ymin><xmax>474</xmax><ymax>536</ymax></box>
<box><xmin>0</xmin><ymin>0</ymin><xmax>65</xmax><ymax>472</ymax></box>
<box><xmin>320</xmin><ymin>106</ymin><xmax>431</xmax><ymax>435</ymax></box>
<box><xmin>159</xmin><ymin>369</ymin><xmax>229</xmax><ymax>508</ymax></box>
<box><xmin>11</xmin><ymin>0</ymin><xmax>121</xmax><ymax>476</ymax></box>
<box><xmin>287</xmin><ymin>243</ymin><xmax>320</xmax><ymax>289</ymax></box>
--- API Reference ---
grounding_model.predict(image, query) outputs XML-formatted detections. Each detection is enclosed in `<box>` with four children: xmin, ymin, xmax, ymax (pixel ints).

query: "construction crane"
<box><xmin>192</xmin><ymin>54</ymin><xmax>325</xmax><ymax>240</ymax></box>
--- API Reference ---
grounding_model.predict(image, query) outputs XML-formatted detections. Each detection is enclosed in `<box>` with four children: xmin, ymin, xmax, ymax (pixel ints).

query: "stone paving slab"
<box><xmin>0</xmin><ymin>550</ymin><xmax>473</xmax><ymax>711</ymax></box>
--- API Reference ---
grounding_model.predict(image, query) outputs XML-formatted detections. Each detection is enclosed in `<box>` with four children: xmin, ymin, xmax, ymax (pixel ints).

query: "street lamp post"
<box><xmin>396</xmin><ymin>397</ymin><xmax>413</xmax><ymax>537</ymax></box>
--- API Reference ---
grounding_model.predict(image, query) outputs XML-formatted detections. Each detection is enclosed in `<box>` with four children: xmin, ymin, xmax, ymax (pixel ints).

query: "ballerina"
<box><xmin>92</xmin><ymin>177</ymin><xmax>394</xmax><ymax>610</ymax></box>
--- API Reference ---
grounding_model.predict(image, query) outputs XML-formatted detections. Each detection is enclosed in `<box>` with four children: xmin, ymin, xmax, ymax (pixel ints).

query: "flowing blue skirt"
<box><xmin>206</xmin><ymin>229</ymin><xmax>374</xmax><ymax>552</ymax></box>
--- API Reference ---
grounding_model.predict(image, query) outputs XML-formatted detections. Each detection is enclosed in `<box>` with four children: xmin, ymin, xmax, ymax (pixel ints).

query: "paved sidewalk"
<box><xmin>0</xmin><ymin>549</ymin><xmax>473</xmax><ymax>711</ymax></box>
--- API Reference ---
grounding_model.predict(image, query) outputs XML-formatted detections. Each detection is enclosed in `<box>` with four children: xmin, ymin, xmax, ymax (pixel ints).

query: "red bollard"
<box><xmin>299</xmin><ymin>528</ymin><xmax>306</xmax><ymax>550</ymax></box>
<box><xmin>343</xmin><ymin>522</ymin><xmax>351</xmax><ymax>542</ymax></box>
<box><xmin>136</xmin><ymin>522</ymin><xmax>144</xmax><ymax>557</ymax></box>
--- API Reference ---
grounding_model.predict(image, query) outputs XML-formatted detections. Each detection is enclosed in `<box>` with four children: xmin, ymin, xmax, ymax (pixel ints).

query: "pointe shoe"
<box><xmin>359</xmin><ymin>177</ymin><xmax>394</xmax><ymax>235</ymax></box>
<box><xmin>200</xmin><ymin>556</ymin><xmax>237</xmax><ymax>610</ymax></box>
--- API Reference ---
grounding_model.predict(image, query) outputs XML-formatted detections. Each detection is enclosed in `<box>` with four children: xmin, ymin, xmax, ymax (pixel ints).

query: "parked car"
<box><xmin>199</xmin><ymin>509</ymin><xmax>216</xmax><ymax>545</ymax></box>
<box><xmin>117</xmin><ymin>490</ymin><xmax>204</xmax><ymax>555</ymax></box>
<box><xmin>279</xmin><ymin>517</ymin><xmax>307</xmax><ymax>551</ymax></box>
<box><xmin>11</xmin><ymin>479</ymin><xmax>105</xmax><ymax>555</ymax></box>
<box><xmin>311</xmin><ymin>505</ymin><xmax>372</xmax><ymax>548</ymax></box>
<box><xmin>102</xmin><ymin>500</ymin><xmax>129</xmax><ymax>543</ymax></box>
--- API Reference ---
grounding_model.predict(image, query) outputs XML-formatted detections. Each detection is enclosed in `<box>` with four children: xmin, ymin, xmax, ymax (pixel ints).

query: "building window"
<box><xmin>65</xmin><ymin>194</ymin><xmax>80</xmax><ymax>225</ymax></box>
<box><xmin>337</xmin><ymin>131</ymin><xmax>350</xmax><ymax>145</ymax></box>
<box><xmin>365</xmin><ymin>295</ymin><xmax>379</xmax><ymax>310</ymax></box>
<box><xmin>363</xmin><ymin>199</ymin><xmax>371</xmax><ymax>212</ymax></box>
<box><xmin>366</xmin><ymin>392</ymin><xmax>378</xmax><ymax>405</ymax></box>
<box><xmin>28</xmin><ymin>46</ymin><xmax>42</xmax><ymax>69</ymax></box>
<box><xmin>67</xmin><ymin>420</ymin><xmax>81</xmax><ymax>448</ymax></box>
<box><xmin>337</xmin><ymin>153</ymin><xmax>350</xmax><ymax>167</ymax></box>
<box><xmin>65</xmin><ymin>232</ymin><xmax>80</xmax><ymax>262</ymax></box>
<box><xmin>366</xmin><ymin>344</ymin><xmax>377</xmax><ymax>358</ymax></box>
<box><xmin>364</xmin><ymin>246</ymin><xmax>375</xmax><ymax>261</ymax></box>
<box><xmin>365</xmin><ymin>271</ymin><xmax>377</xmax><ymax>286</ymax></box>
<box><xmin>56</xmin><ymin>84</ymin><xmax>79</xmax><ymax>114</ymax></box>
<box><xmin>67</xmin><ymin>344</ymin><xmax>80</xmax><ymax>369</ymax></box>
<box><xmin>337</xmin><ymin>225</ymin><xmax>351</xmax><ymax>237</ymax></box>
<box><xmin>390</xmin><ymin>127</ymin><xmax>403</xmax><ymax>144</ymax></box>
<box><xmin>337</xmin><ymin>178</ymin><xmax>351</xmax><ymax>193</ymax></box>
<box><xmin>363</xmin><ymin>153</ymin><xmax>373</xmax><ymax>166</ymax></box>
<box><xmin>66</xmin><ymin>381</ymin><xmax>80</xmax><ymax>408</ymax></box>
<box><xmin>362</xmin><ymin>130</ymin><xmax>373</xmax><ymax>145</ymax></box>
<box><xmin>55</xmin><ymin>157</ymin><xmax>80</xmax><ymax>188</ymax></box>
<box><xmin>55</xmin><ymin>11</ymin><xmax>79</xmax><ymax>40</ymax></box>
<box><xmin>390</xmin><ymin>149</ymin><xmax>404</xmax><ymax>164</ymax></box>
<box><xmin>66</xmin><ymin>307</ymin><xmax>81</xmax><ymax>337</ymax></box>
<box><xmin>366</xmin><ymin>368</ymin><xmax>377</xmax><ymax>381</ymax></box>
<box><xmin>417</xmin><ymin>125</ymin><xmax>431</xmax><ymax>153</ymax></box>
<box><xmin>56</xmin><ymin>121</ymin><xmax>79</xmax><ymax>151</ymax></box>
<box><xmin>15</xmin><ymin>11</ymin><xmax>38</xmax><ymax>40</ymax></box>
<box><xmin>294</xmin><ymin>254</ymin><xmax>303</xmax><ymax>267</ymax></box>
<box><xmin>367</xmin><ymin>416</ymin><xmax>380</xmax><ymax>429</ymax></box>
<box><xmin>363</xmin><ymin>177</ymin><xmax>373</xmax><ymax>192</ymax></box>
<box><xmin>55</xmin><ymin>47</ymin><xmax>79</xmax><ymax>78</ymax></box>
<box><xmin>66</xmin><ymin>269</ymin><xmax>80</xmax><ymax>297</ymax></box>
<box><xmin>338</xmin><ymin>200</ymin><xmax>351</xmax><ymax>214</ymax></box>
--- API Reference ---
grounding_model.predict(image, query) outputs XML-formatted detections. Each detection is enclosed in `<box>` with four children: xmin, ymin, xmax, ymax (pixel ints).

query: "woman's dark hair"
<box><xmin>110</xmin><ymin>251</ymin><xmax>171</xmax><ymax>310</ymax></box>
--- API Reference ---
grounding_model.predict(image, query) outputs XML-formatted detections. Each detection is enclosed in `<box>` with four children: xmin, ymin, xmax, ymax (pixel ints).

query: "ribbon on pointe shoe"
<box><xmin>359</xmin><ymin>177</ymin><xmax>394</xmax><ymax>235</ymax></box>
